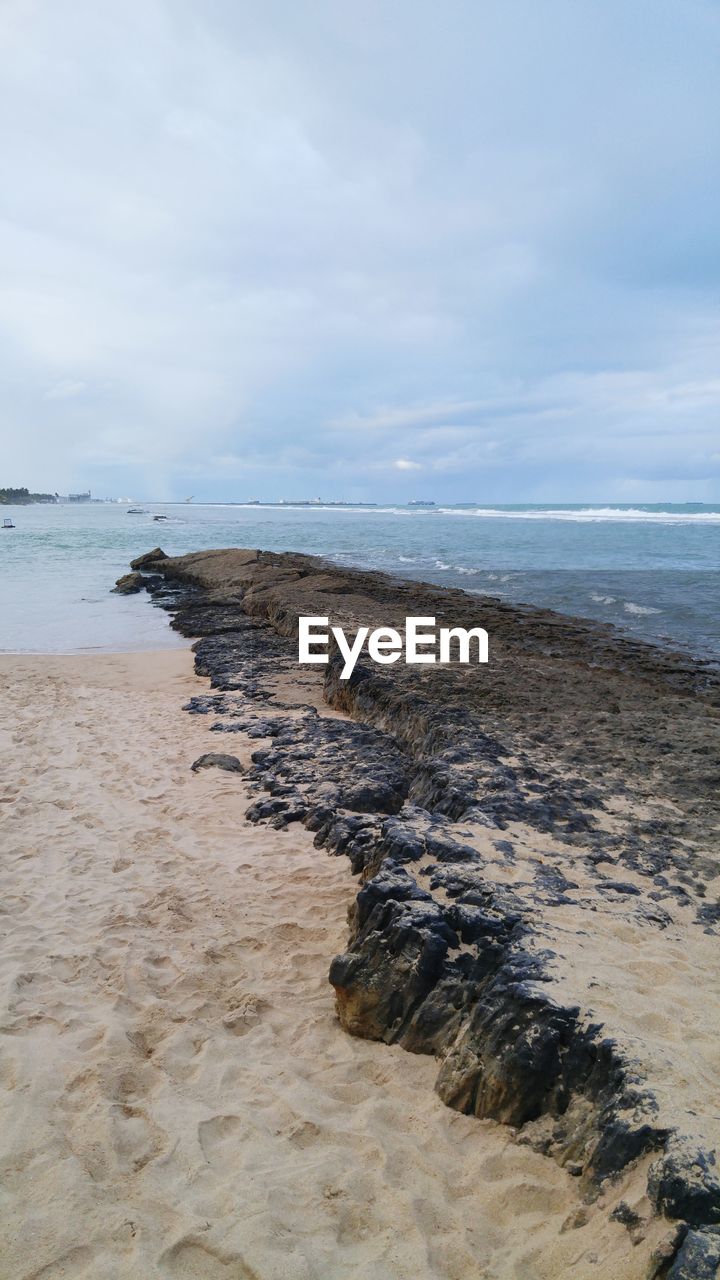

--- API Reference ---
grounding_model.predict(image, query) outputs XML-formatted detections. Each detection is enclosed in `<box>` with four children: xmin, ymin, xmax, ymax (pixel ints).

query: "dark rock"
<box><xmin>599</xmin><ymin>880</ymin><xmax>642</xmax><ymax>896</ymax></box>
<box><xmin>649</xmin><ymin>1144</ymin><xmax>720</xmax><ymax>1227</ymax></box>
<box><xmin>190</xmin><ymin>752</ymin><xmax>244</xmax><ymax>774</ymax></box>
<box><xmin>112</xmin><ymin>572</ymin><xmax>146</xmax><ymax>595</ymax></box>
<box><xmin>330</xmin><ymin>881</ymin><xmax>457</xmax><ymax>1042</ymax></box>
<box><xmin>118</xmin><ymin>543</ymin><xmax>720</xmax><ymax>1238</ymax></box>
<box><xmin>610</xmin><ymin>1200</ymin><xmax>643</xmax><ymax>1228</ymax></box>
<box><xmin>667</xmin><ymin>1227</ymin><xmax>720</xmax><ymax>1279</ymax></box>
<box><xmin>130</xmin><ymin>547</ymin><xmax>168</xmax><ymax>570</ymax></box>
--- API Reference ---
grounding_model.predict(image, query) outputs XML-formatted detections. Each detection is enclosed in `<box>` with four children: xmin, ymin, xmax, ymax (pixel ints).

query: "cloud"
<box><xmin>0</xmin><ymin>0</ymin><xmax>719</xmax><ymax>500</ymax></box>
<box><xmin>332</xmin><ymin>399</ymin><xmax>489</xmax><ymax>432</ymax></box>
<box><xmin>44</xmin><ymin>379</ymin><xmax>87</xmax><ymax>400</ymax></box>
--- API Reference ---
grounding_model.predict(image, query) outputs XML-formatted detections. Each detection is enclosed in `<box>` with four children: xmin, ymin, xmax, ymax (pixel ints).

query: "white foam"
<box><xmin>456</xmin><ymin>506</ymin><xmax>720</xmax><ymax>524</ymax></box>
<box><xmin>209</xmin><ymin>502</ymin><xmax>720</xmax><ymax>524</ymax></box>
<box><xmin>624</xmin><ymin>602</ymin><xmax>662</xmax><ymax>615</ymax></box>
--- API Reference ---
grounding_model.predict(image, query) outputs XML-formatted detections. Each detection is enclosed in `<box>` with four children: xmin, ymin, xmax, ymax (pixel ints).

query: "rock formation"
<box><xmin>117</xmin><ymin>546</ymin><xmax>720</xmax><ymax>1274</ymax></box>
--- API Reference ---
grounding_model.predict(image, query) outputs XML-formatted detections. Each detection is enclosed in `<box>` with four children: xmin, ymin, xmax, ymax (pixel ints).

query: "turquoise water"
<box><xmin>1</xmin><ymin>501</ymin><xmax>718</xmax><ymax>657</ymax></box>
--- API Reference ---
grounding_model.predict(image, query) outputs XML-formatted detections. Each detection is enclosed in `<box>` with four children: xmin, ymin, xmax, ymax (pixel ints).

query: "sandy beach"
<box><xmin>4</xmin><ymin>0</ymin><xmax>718</xmax><ymax>1270</ymax></box>
<box><xmin>0</xmin><ymin>648</ymin><xmax>682</xmax><ymax>1280</ymax></box>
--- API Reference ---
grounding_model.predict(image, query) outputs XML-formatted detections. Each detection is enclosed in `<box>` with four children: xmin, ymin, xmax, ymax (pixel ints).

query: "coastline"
<box><xmin>0</xmin><ymin>648</ymin><xmax>667</xmax><ymax>1280</ymax></box>
<box><xmin>123</xmin><ymin>545</ymin><xmax>720</xmax><ymax>1275</ymax></box>
<box><xmin>1</xmin><ymin>548</ymin><xmax>718</xmax><ymax>1276</ymax></box>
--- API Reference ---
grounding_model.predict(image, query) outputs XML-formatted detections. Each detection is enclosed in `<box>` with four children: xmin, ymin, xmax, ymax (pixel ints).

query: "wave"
<box><xmin>430</xmin><ymin>506</ymin><xmax>720</xmax><ymax>524</ymax></box>
<box><xmin>215</xmin><ymin>503</ymin><xmax>720</xmax><ymax>523</ymax></box>
<box><xmin>624</xmin><ymin>602</ymin><xmax>662</xmax><ymax>615</ymax></box>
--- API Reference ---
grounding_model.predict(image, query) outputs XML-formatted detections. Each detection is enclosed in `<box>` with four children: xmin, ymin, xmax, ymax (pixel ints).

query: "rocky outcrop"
<box><xmin>117</xmin><ymin>546</ymin><xmax>720</xmax><ymax>1273</ymax></box>
<box><xmin>112</xmin><ymin>571</ymin><xmax>146</xmax><ymax>594</ymax></box>
<box><xmin>130</xmin><ymin>546</ymin><xmax>168</xmax><ymax>570</ymax></box>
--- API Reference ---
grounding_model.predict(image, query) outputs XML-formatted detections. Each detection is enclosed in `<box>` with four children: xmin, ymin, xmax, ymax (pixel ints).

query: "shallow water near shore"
<box><xmin>1</xmin><ymin>501</ymin><xmax>719</xmax><ymax>656</ymax></box>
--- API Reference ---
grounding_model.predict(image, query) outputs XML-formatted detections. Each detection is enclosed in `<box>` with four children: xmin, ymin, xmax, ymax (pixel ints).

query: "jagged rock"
<box><xmin>667</xmin><ymin>1226</ymin><xmax>720</xmax><ymax>1279</ymax></box>
<box><xmin>649</xmin><ymin>1143</ymin><xmax>720</xmax><ymax>1226</ymax></box>
<box><xmin>329</xmin><ymin>871</ymin><xmax>457</xmax><ymax>1042</ymax></box>
<box><xmin>190</xmin><ymin>752</ymin><xmax>244</xmax><ymax>774</ymax></box>
<box><xmin>112</xmin><ymin>572</ymin><xmax>146</xmax><ymax>594</ymax></box>
<box><xmin>130</xmin><ymin>546</ymin><xmax>168</xmax><ymax>570</ymax></box>
<box><xmin>119</xmin><ymin>544</ymin><xmax>720</xmax><ymax>1246</ymax></box>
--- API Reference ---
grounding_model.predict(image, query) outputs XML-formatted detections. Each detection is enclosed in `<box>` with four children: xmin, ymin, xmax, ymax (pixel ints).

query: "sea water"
<box><xmin>1</xmin><ymin>502</ymin><xmax>718</xmax><ymax>659</ymax></box>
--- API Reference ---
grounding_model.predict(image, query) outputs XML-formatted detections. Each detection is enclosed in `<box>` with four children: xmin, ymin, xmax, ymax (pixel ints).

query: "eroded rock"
<box><xmin>130</xmin><ymin>546</ymin><xmax>168</xmax><ymax>570</ymax></box>
<box><xmin>190</xmin><ymin>752</ymin><xmax>244</xmax><ymax>774</ymax></box>
<box><xmin>120</xmin><ymin>544</ymin><xmax>720</xmax><ymax>1251</ymax></box>
<box><xmin>112</xmin><ymin>571</ymin><xmax>146</xmax><ymax>594</ymax></box>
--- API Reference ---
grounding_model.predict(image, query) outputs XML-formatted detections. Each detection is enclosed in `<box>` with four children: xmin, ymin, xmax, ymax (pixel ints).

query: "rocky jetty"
<box><xmin>118</xmin><ymin>547</ymin><xmax>720</xmax><ymax>1275</ymax></box>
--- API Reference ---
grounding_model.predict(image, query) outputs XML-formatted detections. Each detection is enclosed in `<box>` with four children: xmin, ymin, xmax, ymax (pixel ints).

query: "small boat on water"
<box><xmin>127</xmin><ymin>508</ymin><xmax>146</xmax><ymax>514</ymax></box>
<box><xmin>3</xmin><ymin>517</ymin><xmax>15</xmax><ymax>528</ymax></box>
<box><xmin>153</xmin><ymin>514</ymin><xmax>169</xmax><ymax>521</ymax></box>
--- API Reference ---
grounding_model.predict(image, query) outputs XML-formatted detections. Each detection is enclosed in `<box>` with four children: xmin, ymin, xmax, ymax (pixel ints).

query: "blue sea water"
<box><xmin>1</xmin><ymin>501</ymin><xmax>718</xmax><ymax>659</ymax></box>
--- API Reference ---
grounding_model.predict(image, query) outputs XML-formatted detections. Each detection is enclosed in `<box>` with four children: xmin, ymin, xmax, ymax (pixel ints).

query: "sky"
<box><xmin>1</xmin><ymin>0</ymin><xmax>719</xmax><ymax>503</ymax></box>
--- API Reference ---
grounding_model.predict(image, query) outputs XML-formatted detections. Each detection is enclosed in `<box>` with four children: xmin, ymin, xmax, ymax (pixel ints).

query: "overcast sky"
<box><xmin>1</xmin><ymin>0</ymin><xmax>719</xmax><ymax>502</ymax></box>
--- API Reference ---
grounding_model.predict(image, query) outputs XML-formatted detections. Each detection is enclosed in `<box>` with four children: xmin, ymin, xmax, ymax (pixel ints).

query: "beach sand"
<box><xmin>0</xmin><ymin>651</ymin><xmax>675</xmax><ymax>1279</ymax></box>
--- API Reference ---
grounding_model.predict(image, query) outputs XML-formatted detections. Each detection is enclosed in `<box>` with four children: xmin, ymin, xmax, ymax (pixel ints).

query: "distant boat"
<box><xmin>408</xmin><ymin>500</ymin><xmax>436</xmax><ymax>507</ymax></box>
<box><xmin>153</xmin><ymin>514</ymin><xmax>169</xmax><ymax>521</ymax></box>
<box><xmin>127</xmin><ymin>508</ymin><xmax>146</xmax><ymax>514</ymax></box>
<box><xmin>3</xmin><ymin>517</ymin><xmax>15</xmax><ymax>529</ymax></box>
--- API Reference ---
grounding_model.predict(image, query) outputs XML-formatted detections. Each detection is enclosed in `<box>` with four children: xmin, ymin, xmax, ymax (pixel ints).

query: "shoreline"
<box><xmin>0</xmin><ymin>648</ymin><xmax>667</xmax><ymax>1280</ymax></box>
<box><xmin>120</xmin><ymin>545</ymin><xmax>720</xmax><ymax>1275</ymax></box>
<box><xmin>1</xmin><ymin>546</ymin><xmax>718</xmax><ymax>1276</ymax></box>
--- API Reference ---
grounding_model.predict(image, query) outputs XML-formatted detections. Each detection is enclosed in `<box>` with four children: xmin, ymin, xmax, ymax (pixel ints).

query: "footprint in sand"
<box><xmin>24</xmin><ymin>1245</ymin><xmax>98</xmax><ymax>1279</ymax></box>
<box><xmin>286</xmin><ymin>1119</ymin><xmax>322</xmax><ymax>1151</ymax></box>
<box><xmin>109</xmin><ymin>1102</ymin><xmax>166</xmax><ymax>1173</ymax></box>
<box><xmin>139</xmin><ymin>953</ymin><xmax>180</xmax><ymax>994</ymax></box>
<box><xmin>75</xmin><ymin>1027</ymin><xmax>106</xmax><ymax>1052</ymax></box>
<box><xmin>159</xmin><ymin>1237</ymin><xmax>258</xmax><ymax>1279</ymax></box>
<box><xmin>58</xmin><ymin>1080</ymin><xmax>168</xmax><ymax>1178</ymax></box>
<box><xmin>221</xmin><ymin>993</ymin><xmax>269</xmax><ymax>1036</ymax></box>
<box><xmin>47</xmin><ymin>954</ymin><xmax>84</xmax><ymax>982</ymax></box>
<box><xmin>58</xmin><ymin>1065</ymin><xmax>97</xmax><ymax>1111</ymax></box>
<box><xmin>198</xmin><ymin>1115</ymin><xmax>243</xmax><ymax>1169</ymax></box>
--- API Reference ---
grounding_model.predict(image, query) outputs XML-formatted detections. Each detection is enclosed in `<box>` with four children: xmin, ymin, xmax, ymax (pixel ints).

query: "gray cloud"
<box><xmin>1</xmin><ymin>0</ymin><xmax>719</xmax><ymax>501</ymax></box>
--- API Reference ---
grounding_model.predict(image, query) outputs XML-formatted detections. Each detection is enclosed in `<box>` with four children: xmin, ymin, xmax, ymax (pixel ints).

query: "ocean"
<box><xmin>1</xmin><ymin>501</ymin><xmax>719</xmax><ymax>659</ymax></box>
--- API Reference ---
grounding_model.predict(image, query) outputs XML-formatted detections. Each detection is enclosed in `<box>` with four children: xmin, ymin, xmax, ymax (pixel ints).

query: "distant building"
<box><xmin>68</xmin><ymin>491</ymin><xmax>91</xmax><ymax>503</ymax></box>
